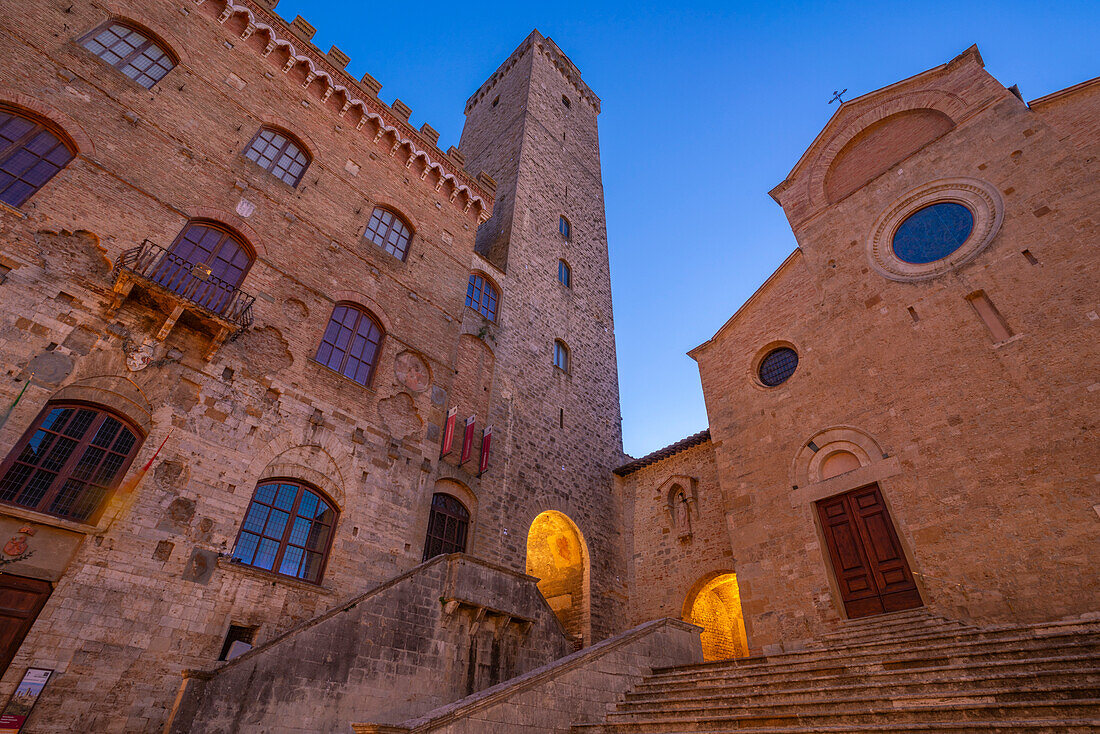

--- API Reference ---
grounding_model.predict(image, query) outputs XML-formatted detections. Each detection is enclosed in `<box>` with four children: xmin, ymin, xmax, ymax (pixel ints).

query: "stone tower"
<box><xmin>459</xmin><ymin>30</ymin><xmax>626</xmax><ymax>643</ymax></box>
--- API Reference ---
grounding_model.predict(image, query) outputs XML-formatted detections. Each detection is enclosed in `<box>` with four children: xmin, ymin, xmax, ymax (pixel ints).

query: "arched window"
<box><xmin>315</xmin><ymin>303</ymin><xmax>384</xmax><ymax>386</ymax></box>
<box><xmin>465</xmin><ymin>272</ymin><xmax>499</xmax><ymax>322</ymax></box>
<box><xmin>364</xmin><ymin>206</ymin><xmax>412</xmax><ymax>261</ymax></box>
<box><xmin>0</xmin><ymin>403</ymin><xmax>143</xmax><ymax>523</ymax></box>
<box><xmin>422</xmin><ymin>493</ymin><xmax>469</xmax><ymax>560</ymax></box>
<box><xmin>558</xmin><ymin>259</ymin><xmax>571</xmax><ymax>288</ymax></box>
<box><xmin>558</xmin><ymin>215</ymin><xmax>571</xmax><ymax>239</ymax></box>
<box><xmin>0</xmin><ymin>107</ymin><xmax>76</xmax><ymax>207</ymax></box>
<box><xmin>243</xmin><ymin>127</ymin><xmax>310</xmax><ymax>186</ymax></box>
<box><xmin>80</xmin><ymin>21</ymin><xmax>177</xmax><ymax>89</ymax></box>
<box><xmin>155</xmin><ymin>221</ymin><xmax>253</xmax><ymax>315</ymax></box>
<box><xmin>231</xmin><ymin>479</ymin><xmax>337</xmax><ymax>584</ymax></box>
<box><xmin>553</xmin><ymin>340</ymin><xmax>570</xmax><ymax>372</ymax></box>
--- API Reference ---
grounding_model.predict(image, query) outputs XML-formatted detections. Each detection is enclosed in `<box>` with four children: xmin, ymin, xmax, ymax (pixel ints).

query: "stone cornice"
<box><xmin>193</xmin><ymin>0</ymin><xmax>493</xmax><ymax>221</ymax></box>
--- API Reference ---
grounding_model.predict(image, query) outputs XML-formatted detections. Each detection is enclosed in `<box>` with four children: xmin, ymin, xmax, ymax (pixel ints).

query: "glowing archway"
<box><xmin>526</xmin><ymin>511</ymin><xmax>590</xmax><ymax>648</ymax></box>
<box><xmin>683</xmin><ymin>572</ymin><xmax>749</xmax><ymax>661</ymax></box>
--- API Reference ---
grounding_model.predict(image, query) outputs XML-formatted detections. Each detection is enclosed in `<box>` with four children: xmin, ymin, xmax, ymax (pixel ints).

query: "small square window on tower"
<box><xmin>558</xmin><ymin>216</ymin><xmax>570</xmax><ymax>239</ymax></box>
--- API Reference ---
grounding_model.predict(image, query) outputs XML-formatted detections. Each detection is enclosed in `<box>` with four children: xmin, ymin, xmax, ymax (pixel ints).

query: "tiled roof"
<box><xmin>613</xmin><ymin>429</ymin><xmax>711</xmax><ymax>477</ymax></box>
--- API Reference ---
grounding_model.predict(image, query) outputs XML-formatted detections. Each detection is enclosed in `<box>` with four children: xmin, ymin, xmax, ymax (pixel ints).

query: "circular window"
<box><xmin>868</xmin><ymin>178</ymin><xmax>1003</xmax><ymax>282</ymax></box>
<box><xmin>758</xmin><ymin>347</ymin><xmax>798</xmax><ymax>387</ymax></box>
<box><xmin>891</xmin><ymin>202</ymin><xmax>974</xmax><ymax>264</ymax></box>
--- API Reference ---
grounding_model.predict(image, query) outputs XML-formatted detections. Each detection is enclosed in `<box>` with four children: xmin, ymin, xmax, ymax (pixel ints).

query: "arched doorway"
<box><xmin>526</xmin><ymin>511</ymin><xmax>590</xmax><ymax>648</ymax></box>
<box><xmin>683</xmin><ymin>572</ymin><xmax>749</xmax><ymax>661</ymax></box>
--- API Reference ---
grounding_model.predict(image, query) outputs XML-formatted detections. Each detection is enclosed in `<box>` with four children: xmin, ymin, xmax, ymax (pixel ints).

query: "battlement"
<box><xmin>196</xmin><ymin>0</ymin><xmax>494</xmax><ymax>216</ymax></box>
<box><xmin>465</xmin><ymin>29</ymin><xmax>601</xmax><ymax>114</ymax></box>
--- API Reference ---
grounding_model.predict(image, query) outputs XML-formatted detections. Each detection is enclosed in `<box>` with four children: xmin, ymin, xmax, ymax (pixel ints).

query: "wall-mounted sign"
<box><xmin>0</xmin><ymin>668</ymin><xmax>53</xmax><ymax>733</ymax></box>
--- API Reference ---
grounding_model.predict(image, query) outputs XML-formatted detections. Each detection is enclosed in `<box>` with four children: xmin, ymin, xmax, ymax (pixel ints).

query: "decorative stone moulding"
<box><xmin>867</xmin><ymin>177</ymin><xmax>1003</xmax><ymax>282</ymax></box>
<box><xmin>749</xmin><ymin>339</ymin><xmax>800</xmax><ymax>391</ymax></box>
<box><xmin>194</xmin><ymin>0</ymin><xmax>490</xmax><ymax>214</ymax></box>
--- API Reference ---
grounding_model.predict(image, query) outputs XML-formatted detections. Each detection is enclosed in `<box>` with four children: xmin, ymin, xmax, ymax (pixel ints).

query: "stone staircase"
<box><xmin>572</xmin><ymin>608</ymin><xmax>1100</xmax><ymax>733</ymax></box>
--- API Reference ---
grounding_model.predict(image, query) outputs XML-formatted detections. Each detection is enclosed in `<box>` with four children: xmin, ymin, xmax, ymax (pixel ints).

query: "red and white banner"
<box><xmin>478</xmin><ymin>426</ymin><xmax>492</xmax><ymax>476</ymax></box>
<box><xmin>440</xmin><ymin>406</ymin><xmax>457</xmax><ymax>458</ymax></box>
<box><xmin>460</xmin><ymin>415</ymin><xmax>475</xmax><ymax>465</ymax></box>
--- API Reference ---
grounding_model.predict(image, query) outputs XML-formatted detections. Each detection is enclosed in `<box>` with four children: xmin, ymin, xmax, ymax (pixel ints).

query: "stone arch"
<box><xmin>329</xmin><ymin>290</ymin><xmax>392</xmax><ymax>334</ymax></box>
<box><xmin>50</xmin><ymin>374</ymin><xmax>153</xmax><ymax>434</ymax></box>
<box><xmin>657</xmin><ymin>474</ymin><xmax>698</xmax><ymax>537</ymax></box>
<box><xmin>526</xmin><ymin>510</ymin><xmax>591</xmax><ymax>648</ymax></box>
<box><xmin>82</xmin><ymin>3</ymin><xmax>192</xmax><ymax>67</ymax></box>
<box><xmin>791</xmin><ymin>425</ymin><xmax>886</xmax><ymax>488</ymax></box>
<box><xmin>0</xmin><ymin>94</ymin><xmax>95</xmax><ymax>156</ymax></box>
<box><xmin>682</xmin><ymin>571</ymin><xmax>749</xmax><ymax>661</ymax></box>
<box><xmin>807</xmin><ymin>89</ymin><xmax>970</xmax><ymax>208</ymax></box>
<box><xmin>426</xmin><ymin>478</ymin><xmax>478</xmax><ymax>554</ymax></box>
<box><xmin>187</xmin><ymin>207</ymin><xmax>267</xmax><ymax>258</ymax></box>
<box><xmin>247</xmin><ymin>437</ymin><xmax>351</xmax><ymax>509</ymax></box>
<box><xmin>823</xmin><ymin>108</ymin><xmax>955</xmax><ymax>203</ymax></box>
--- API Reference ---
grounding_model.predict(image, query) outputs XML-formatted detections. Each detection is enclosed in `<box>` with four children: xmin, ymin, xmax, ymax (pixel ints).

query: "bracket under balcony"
<box><xmin>109</xmin><ymin>239</ymin><xmax>255</xmax><ymax>360</ymax></box>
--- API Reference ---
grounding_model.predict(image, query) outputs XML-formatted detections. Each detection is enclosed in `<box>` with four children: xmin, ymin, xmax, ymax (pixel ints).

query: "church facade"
<box><xmin>0</xmin><ymin>0</ymin><xmax>1095</xmax><ymax>730</ymax></box>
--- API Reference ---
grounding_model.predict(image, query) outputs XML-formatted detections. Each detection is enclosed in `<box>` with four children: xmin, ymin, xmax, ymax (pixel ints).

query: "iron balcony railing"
<box><xmin>116</xmin><ymin>239</ymin><xmax>255</xmax><ymax>328</ymax></box>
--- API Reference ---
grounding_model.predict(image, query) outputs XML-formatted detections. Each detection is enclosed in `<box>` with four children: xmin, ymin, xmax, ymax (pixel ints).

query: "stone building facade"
<box><xmin>0</xmin><ymin>0</ymin><xmax>1097</xmax><ymax>729</ymax></box>
<box><xmin>619</xmin><ymin>47</ymin><xmax>1099</xmax><ymax>657</ymax></box>
<box><xmin>0</xmin><ymin>1</ymin><xmax>623</xmax><ymax>731</ymax></box>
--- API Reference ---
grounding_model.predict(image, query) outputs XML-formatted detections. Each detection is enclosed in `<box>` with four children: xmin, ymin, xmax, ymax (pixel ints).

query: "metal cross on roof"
<box><xmin>829</xmin><ymin>89</ymin><xmax>847</xmax><ymax>105</ymax></box>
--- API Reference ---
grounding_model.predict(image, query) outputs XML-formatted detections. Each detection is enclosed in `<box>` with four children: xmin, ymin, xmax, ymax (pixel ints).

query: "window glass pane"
<box><xmin>233</xmin><ymin>481</ymin><xmax>335</xmax><ymax>583</ymax></box>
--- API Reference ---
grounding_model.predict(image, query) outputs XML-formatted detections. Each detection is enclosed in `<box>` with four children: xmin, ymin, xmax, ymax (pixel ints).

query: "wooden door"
<box><xmin>0</xmin><ymin>575</ymin><xmax>52</xmax><ymax>675</ymax></box>
<box><xmin>816</xmin><ymin>484</ymin><xmax>922</xmax><ymax>619</ymax></box>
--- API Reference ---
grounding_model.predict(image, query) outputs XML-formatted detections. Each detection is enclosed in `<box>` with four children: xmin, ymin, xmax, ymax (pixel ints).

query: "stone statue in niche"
<box><xmin>675</xmin><ymin>490</ymin><xmax>692</xmax><ymax>538</ymax></box>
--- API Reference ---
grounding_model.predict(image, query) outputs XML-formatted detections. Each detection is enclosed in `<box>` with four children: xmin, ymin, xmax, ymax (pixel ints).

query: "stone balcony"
<box><xmin>109</xmin><ymin>239</ymin><xmax>255</xmax><ymax>359</ymax></box>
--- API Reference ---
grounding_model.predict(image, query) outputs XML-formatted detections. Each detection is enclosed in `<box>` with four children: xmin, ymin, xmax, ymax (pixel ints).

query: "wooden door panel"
<box><xmin>817</xmin><ymin>485</ymin><xmax>922</xmax><ymax>619</ymax></box>
<box><xmin>0</xmin><ymin>575</ymin><xmax>51</xmax><ymax>675</ymax></box>
<box><xmin>816</xmin><ymin>496</ymin><xmax>882</xmax><ymax>616</ymax></box>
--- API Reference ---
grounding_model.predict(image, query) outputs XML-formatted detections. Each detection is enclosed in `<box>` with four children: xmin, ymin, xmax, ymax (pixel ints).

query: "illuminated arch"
<box><xmin>683</xmin><ymin>571</ymin><xmax>749</xmax><ymax>661</ymax></box>
<box><xmin>526</xmin><ymin>510</ymin><xmax>590</xmax><ymax>648</ymax></box>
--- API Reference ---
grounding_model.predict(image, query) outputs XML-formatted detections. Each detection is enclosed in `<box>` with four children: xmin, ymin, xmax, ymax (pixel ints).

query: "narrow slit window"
<box><xmin>558</xmin><ymin>260</ymin><xmax>571</xmax><ymax>288</ymax></box>
<box><xmin>553</xmin><ymin>340</ymin><xmax>570</xmax><ymax>372</ymax></box>
<box><xmin>558</xmin><ymin>216</ymin><xmax>570</xmax><ymax>239</ymax></box>
<box><xmin>966</xmin><ymin>290</ymin><xmax>1013</xmax><ymax>342</ymax></box>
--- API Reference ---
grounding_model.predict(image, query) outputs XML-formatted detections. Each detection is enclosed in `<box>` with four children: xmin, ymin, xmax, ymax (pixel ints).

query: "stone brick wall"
<box><xmin>458</xmin><ymin>31</ymin><xmax>628</xmax><ymax>642</ymax></box>
<box><xmin>617</xmin><ymin>441</ymin><xmax>735</xmax><ymax>630</ymax></box>
<box><xmin>351</xmin><ymin>617</ymin><xmax>702</xmax><ymax>734</ymax></box>
<box><xmin>167</xmin><ymin>554</ymin><xmax>571</xmax><ymax>733</ymax></box>
<box><xmin>690</xmin><ymin>49</ymin><xmax>1100</xmax><ymax>650</ymax></box>
<box><xmin>0</xmin><ymin>3</ymin><xmax>633</xmax><ymax>732</ymax></box>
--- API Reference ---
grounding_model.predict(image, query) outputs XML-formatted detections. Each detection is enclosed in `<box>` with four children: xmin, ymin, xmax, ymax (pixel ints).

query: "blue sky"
<box><xmin>271</xmin><ymin>0</ymin><xmax>1098</xmax><ymax>457</ymax></box>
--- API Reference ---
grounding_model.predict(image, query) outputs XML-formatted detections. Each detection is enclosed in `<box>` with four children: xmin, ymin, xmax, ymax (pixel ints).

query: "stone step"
<box><xmin>574</xmin><ymin>699</ymin><xmax>1100</xmax><ymax>732</ymax></box>
<box><xmin>572</xmin><ymin>719</ymin><xmax>1100</xmax><ymax>734</ymax></box>
<box><xmin>624</xmin><ymin>666</ymin><xmax>1100</xmax><ymax>708</ymax></box>
<box><xmin>611</xmin><ymin>686</ymin><xmax>1100</xmax><ymax>721</ymax></box>
<box><xmin>649</xmin><ymin>628</ymin><xmax>1100</xmax><ymax>682</ymax></box>
<box><xmin>657</xmin><ymin>619</ymin><xmax>1100</xmax><ymax>676</ymax></box>
<box><xmin>827</xmin><ymin>608</ymin><xmax>944</xmax><ymax>629</ymax></box>
<box><xmin>818</xmin><ymin>619</ymin><xmax>977</xmax><ymax>644</ymax></box>
<box><xmin>801</xmin><ymin>621</ymin><xmax>988</xmax><ymax>650</ymax></box>
<box><xmin>612</xmin><ymin>681</ymin><xmax>1100</xmax><ymax>718</ymax></box>
<box><xmin>634</xmin><ymin>652</ymin><xmax>1100</xmax><ymax>693</ymax></box>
